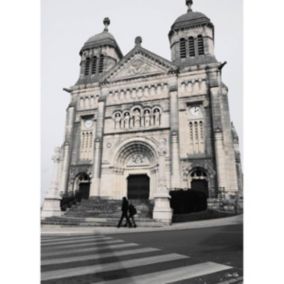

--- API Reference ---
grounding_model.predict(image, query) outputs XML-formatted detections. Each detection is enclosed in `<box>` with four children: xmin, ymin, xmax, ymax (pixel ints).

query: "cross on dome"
<box><xmin>103</xmin><ymin>17</ymin><xmax>110</xmax><ymax>32</ymax></box>
<box><xmin>186</xmin><ymin>0</ymin><xmax>193</xmax><ymax>12</ymax></box>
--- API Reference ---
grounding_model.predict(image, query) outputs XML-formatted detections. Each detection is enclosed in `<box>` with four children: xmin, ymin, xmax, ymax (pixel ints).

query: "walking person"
<box><xmin>117</xmin><ymin>197</ymin><xmax>132</xmax><ymax>228</ymax></box>
<box><xmin>128</xmin><ymin>203</ymin><xmax>137</xmax><ymax>228</ymax></box>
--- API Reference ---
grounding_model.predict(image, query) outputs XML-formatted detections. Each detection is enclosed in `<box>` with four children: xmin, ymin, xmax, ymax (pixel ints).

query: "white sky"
<box><xmin>41</xmin><ymin>0</ymin><xmax>243</xmax><ymax>201</ymax></box>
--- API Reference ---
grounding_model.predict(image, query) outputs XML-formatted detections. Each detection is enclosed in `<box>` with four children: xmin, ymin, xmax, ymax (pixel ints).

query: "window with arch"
<box><xmin>113</xmin><ymin>106</ymin><xmax>162</xmax><ymax>130</ymax></box>
<box><xmin>123</xmin><ymin>112</ymin><xmax>130</xmax><ymax>129</ymax></box>
<box><xmin>80</xmin><ymin>131</ymin><xmax>93</xmax><ymax>160</ymax></box>
<box><xmin>197</xmin><ymin>35</ymin><xmax>205</xmax><ymax>55</ymax></box>
<box><xmin>144</xmin><ymin>109</ymin><xmax>151</xmax><ymax>127</ymax></box>
<box><xmin>189</xmin><ymin>119</ymin><xmax>205</xmax><ymax>154</ymax></box>
<box><xmin>113</xmin><ymin>112</ymin><xmax>122</xmax><ymax>129</ymax></box>
<box><xmin>180</xmin><ymin>38</ymin><xmax>186</xmax><ymax>59</ymax></box>
<box><xmin>91</xmin><ymin>56</ymin><xmax>97</xmax><ymax>74</ymax></box>
<box><xmin>153</xmin><ymin>108</ymin><xmax>161</xmax><ymax>126</ymax></box>
<box><xmin>188</xmin><ymin>36</ymin><xmax>195</xmax><ymax>57</ymax></box>
<box><xmin>84</xmin><ymin>57</ymin><xmax>91</xmax><ymax>76</ymax></box>
<box><xmin>98</xmin><ymin>55</ymin><xmax>104</xmax><ymax>73</ymax></box>
<box><xmin>80</xmin><ymin>118</ymin><xmax>94</xmax><ymax>160</ymax></box>
<box><xmin>133</xmin><ymin>108</ymin><xmax>141</xmax><ymax>127</ymax></box>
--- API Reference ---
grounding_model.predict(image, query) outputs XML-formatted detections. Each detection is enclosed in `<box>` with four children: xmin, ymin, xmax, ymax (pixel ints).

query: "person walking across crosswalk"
<box><xmin>117</xmin><ymin>197</ymin><xmax>132</xmax><ymax>228</ymax></box>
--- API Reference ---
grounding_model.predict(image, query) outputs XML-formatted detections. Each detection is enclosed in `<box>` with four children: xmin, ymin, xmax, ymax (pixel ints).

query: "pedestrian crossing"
<box><xmin>41</xmin><ymin>234</ymin><xmax>233</xmax><ymax>283</ymax></box>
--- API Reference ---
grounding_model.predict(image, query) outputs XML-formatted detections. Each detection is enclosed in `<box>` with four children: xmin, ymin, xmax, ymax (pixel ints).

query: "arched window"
<box><xmin>180</xmin><ymin>38</ymin><xmax>186</xmax><ymax>58</ymax></box>
<box><xmin>124</xmin><ymin>112</ymin><xmax>130</xmax><ymax>129</ymax></box>
<box><xmin>99</xmin><ymin>55</ymin><xmax>104</xmax><ymax>73</ymax></box>
<box><xmin>197</xmin><ymin>35</ymin><xmax>205</xmax><ymax>55</ymax></box>
<box><xmin>91</xmin><ymin>56</ymin><xmax>97</xmax><ymax>74</ymax></box>
<box><xmin>114</xmin><ymin>112</ymin><xmax>122</xmax><ymax>129</ymax></box>
<box><xmin>189</xmin><ymin>122</ymin><xmax>194</xmax><ymax>140</ymax></box>
<box><xmin>199</xmin><ymin>121</ymin><xmax>204</xmax><ymax>139</ymax></box>
<box><xmin>153</xmin><ymin>108</ymin><xmax>161</xmax><ymax>126</ymax></box>
<box><xmin>189</xmin><ymin>37</ymin><xmax>195</xmax><ymax>57</ymax></box>
<box><xmin>194</xmin><ymin>121</ymin><xmax>199</xmax><ymax>139</ymax></box>
<box><xmin>84</xmin><ymin>58</ymin><xmax>90</xmax><ymax>76</ymax></box>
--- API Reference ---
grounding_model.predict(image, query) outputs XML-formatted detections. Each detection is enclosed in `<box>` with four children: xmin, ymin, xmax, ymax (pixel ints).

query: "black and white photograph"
<box><xmin>40</xmin><ymin>0</ymin><xmax>244</xmax><ymax>283</ymax></box>
<box><xmin>3</xmin><ymin>0</ymin><xmax>284</xmax><ymax>283</ymax></box>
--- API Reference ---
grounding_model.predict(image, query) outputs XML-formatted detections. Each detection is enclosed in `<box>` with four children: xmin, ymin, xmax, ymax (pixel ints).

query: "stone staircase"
<box><xmin>42</xmin><ymin>198</ymin><xmax>164</xmax><ymax>227</ymax></box>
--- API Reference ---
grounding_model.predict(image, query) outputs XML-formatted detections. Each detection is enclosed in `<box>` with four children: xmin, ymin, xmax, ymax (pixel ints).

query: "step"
<box><xmin>41</xmin><ymin>216</ymin><xmax>163</xmax><ymax>227</ymax></box>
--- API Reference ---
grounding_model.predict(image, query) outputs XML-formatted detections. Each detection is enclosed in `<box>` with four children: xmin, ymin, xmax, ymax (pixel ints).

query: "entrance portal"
<box><xmin>78</xmin><ymin>174</ymin><xmax>90</xmax><ymax>200</ymax></box>
<box><xmin>127</xmin><ymin>174</ymin><xmax>149</xmax><ymax>200</ymax></box>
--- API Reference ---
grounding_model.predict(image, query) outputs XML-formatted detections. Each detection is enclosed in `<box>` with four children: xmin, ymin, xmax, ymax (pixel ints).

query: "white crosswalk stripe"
<box><xmin>41</xmin><ymin>253</ymin><xmax>188</xmax><ymax>281</ymax></box>
<box><xmin>41</xmin><ymin>234</ymin><xmax>233</xmax><ymax>283</ymax></box>
<box><xmin>94</xmin><ymin>262</ymin><xmax>232</xmax><ymax>284</ymax></box>
<box><xmin>41</xmin><ymin>238</ymin><xmax>121</xmax><ymax>250</ymax></box>
<box><xmin>42</xmin><ymin>242</ymin><xmax>139</xmax><ymax>258</ymax></box>
<box><xmin>41</xmin><ymin>235</ymin><xmax>108</xmax><ymax>244</ymax></box>
<box><xmin>41</xmin><ymin>236</ymin><xmax>113</xmax><ymax>246</ymax></box>
<box><xmin>42</xmin><ymin>247</ymin><xmax>160</xmax><ymax>265</ymax></box>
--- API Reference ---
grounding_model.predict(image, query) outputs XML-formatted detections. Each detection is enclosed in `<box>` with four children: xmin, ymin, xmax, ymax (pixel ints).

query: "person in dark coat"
<box><xmin>117</xmin><ymin>197</ymin><xmax>132</xmax><ymax>228</ymax></box>
<box><xmin>128</xmin><ymin>203</ymin><xmax>137</xmax><ymax>228</ymax></box>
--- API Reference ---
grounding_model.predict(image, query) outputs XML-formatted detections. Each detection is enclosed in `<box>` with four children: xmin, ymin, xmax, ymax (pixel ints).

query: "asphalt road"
<box><xmin>114</xmin><ymin>224</ymin><xmax>243</xmax><ymax>283</ymax></box>
<box><xmin>41</xmin><ymin>224</ymin><xmax>243</xmax><ymax>284</ymax></box>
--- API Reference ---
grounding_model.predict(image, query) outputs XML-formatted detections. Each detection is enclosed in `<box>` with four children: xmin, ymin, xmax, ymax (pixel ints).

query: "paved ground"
<box><xmin>41</xmin><ymin>215</ymin><xmax>243</xmax><ymax>236</ymax></box>
<box><xmin>41</xmin><ymin>216</ymin><xmax>243</xmax><ymax>283</ymax></box>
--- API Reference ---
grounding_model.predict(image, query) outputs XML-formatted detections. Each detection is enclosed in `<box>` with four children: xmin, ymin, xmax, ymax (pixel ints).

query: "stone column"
<box><xmin>59</xmin><ymin>106</ymin><xmax>75</xmax><ymax>193</ymax></box>
<box><xmin>208</xmin><ymin>68</ymin><xmax>239</xmax><ymax>195</ymax></box>
<box><xmin>90</xmin><ymin>96</ymin><xmax>105</xmax><ymax>197</ymax></box>
<box><xmin>169</xmin><ymin>81</ymin><xmax>181</xmax><ymax>189</ymax></box>
<box><xmin>214</xmin><ymin>128</ymin><xmax>226</xmax><ymax>190</ymax></box>
<box><xmin>41</xmin><ymin>147</ymin><xmax>63</xmax><ymax>218</ymax></box>
<box><xmin>153</xmin><ymin>146</ymin><xmax>173</xmax><ymax>225</ymax></box>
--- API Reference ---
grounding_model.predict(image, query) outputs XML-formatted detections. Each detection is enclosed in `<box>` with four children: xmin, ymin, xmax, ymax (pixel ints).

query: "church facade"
<box><xmin>42</xmin><ymin>1</ymin><xmax>242</xmax><ymax>219</ymax></box>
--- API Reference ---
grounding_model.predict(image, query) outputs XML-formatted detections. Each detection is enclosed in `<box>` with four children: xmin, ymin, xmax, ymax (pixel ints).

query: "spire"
<box><xmin>103</xmin><ymin>17</ymin><xmax>110</xmax><ymax>32</ymax></box>
<box><xmin>186</xmin><ymin>0</ymin><xmax>193</xmax><ymax>12</ymax></box>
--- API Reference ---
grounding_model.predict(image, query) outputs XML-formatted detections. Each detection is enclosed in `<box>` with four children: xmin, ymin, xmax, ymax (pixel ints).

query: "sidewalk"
<box><xmin>41</xmin><ymin>214</ymin><xmax>243</xmax><ymax>236</ymax></box>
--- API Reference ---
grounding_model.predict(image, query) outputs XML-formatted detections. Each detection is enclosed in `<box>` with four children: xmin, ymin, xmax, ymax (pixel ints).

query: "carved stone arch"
<box><xmin>143</xmin><ymin>107</ymin><xmax>152</xmax><ymax>114</ymax></box>
<box><xmin>73</xmin><ymin>172</ymin><xmax>91</xmax><ymax>199</ymax></box>
<box><xmin>112</xmin><ymin>110</ymin><xmax>122</xmax><ymax>119</ymax></box>
<box><xmin>112</xmin><ymin>137</ymin><xmax>159</xmax><ymax>169</ymax></box>
<box><xmin>152</xmin><ymin>105</ymin><xmax>162</xmax><ymax>113</ymax></box>
<box><xmin>130</xmin><ymin>105</ymin><xmax>143</xmax><ymax>115</ymax></box>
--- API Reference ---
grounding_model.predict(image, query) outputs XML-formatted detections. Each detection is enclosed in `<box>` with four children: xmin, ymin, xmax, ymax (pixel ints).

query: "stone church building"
<box><xmin>42</xmin><ymin>1</ymin><xmax>242</xmax><ymax>222</ymax></box>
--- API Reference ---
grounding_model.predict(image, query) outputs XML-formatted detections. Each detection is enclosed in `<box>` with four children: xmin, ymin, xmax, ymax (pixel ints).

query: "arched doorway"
<box><xmin>113</xmin><ymin>139</ymin><xmax>159</xmax><ymax>199</ymax></box>
<box><xmin>77</xmin><ymin>173</ymin><xmax>90</xmax><ymax>200</ymax></box>
<box><xmin>127</xmin><ymin>174</ymin><xmax>150</xmax><ymax>199</ymax></box>
<box><xmin>190</xmin><ymin>168</ymin><xmax>209</xmax><ymax>211</ymax></box>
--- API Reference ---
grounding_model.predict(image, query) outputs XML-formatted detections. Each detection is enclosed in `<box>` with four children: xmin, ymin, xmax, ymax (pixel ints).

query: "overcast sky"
<box><xmin>41</xmin><ymin>0</ymin><xmax>243</xmax><ymax>201</ymax></box>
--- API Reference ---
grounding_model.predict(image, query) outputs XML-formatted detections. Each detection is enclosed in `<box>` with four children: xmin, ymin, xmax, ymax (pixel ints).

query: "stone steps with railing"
<box><xmin>41</xmin><ymin>198</ymin><xmax>163</xmax><ymax>227</ymax></box>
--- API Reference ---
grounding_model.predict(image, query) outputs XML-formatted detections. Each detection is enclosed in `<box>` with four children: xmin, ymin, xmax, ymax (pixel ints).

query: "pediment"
<box><xmin>103</xmin><ymin>46</ymin><xmax>177</xmax><ymax>83</ymax></box>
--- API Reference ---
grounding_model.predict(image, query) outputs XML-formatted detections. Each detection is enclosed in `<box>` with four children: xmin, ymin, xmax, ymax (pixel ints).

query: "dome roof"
<box><xmin>80</xmin><ymin>18</ymin><xmax>123</xmax><ymax>58</ymax></box>
<box><xmin>170</xmin><ymin>11</ymin><xmax>211</xmax><ymax>32</ymax></box>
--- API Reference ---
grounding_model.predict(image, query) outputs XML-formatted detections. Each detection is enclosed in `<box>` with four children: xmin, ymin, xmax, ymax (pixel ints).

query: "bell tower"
<box><xmin>77</xmin><ymin>18</ymin><xmax>123</xmax><ymax>85</ymax></box>
<box><xmin>169</xmin><ymin>0</ymin><xmax>216</xmax><ymax>67</ymax></box>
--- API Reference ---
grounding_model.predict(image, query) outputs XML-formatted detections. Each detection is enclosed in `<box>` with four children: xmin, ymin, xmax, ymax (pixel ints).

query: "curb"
<box><xmin>41</xmin><ymin>215</ymin><xmax>243</xmax><ymax>236</ymax></box>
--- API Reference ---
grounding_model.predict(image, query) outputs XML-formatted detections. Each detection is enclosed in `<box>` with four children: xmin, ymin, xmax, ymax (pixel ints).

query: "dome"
<box><xmin>170</xmin><ymin>11</ymin><xmax>212</xmax><ymax>34</ymax></box>
<box><xmin>80</xmin><ymin>18</ymin><xmax>123</xmax><ymax>58</ymax></box>
<box><xmin>169</xmin><ymin>1</ymin><xmax>213</xmax><ymax>37</ymax></box>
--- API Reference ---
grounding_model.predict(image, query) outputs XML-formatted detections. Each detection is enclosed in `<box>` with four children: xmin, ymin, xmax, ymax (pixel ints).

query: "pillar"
<box><xmin>169</xmin><ymin>80</ymin><xmax>181</xmax><ymax>189</ymax></box>
<box><xmin>90</xmin><ymin>96</ymin><xmax>106</xmax><ymax>197</ymax></box>
<box><xmin>59</xmin><ymin>106</ymin><xmax>75</xmax><ymax>193</ymax></box>
<box><xmin>153</xmin><ymin>150</ymin><xmax>173</xmax><ymax>225</ymax></box>
<box><xmin>41</xmin><ymin>147</ymin><xmax>63</xmax><ymax>218</ymax></box>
